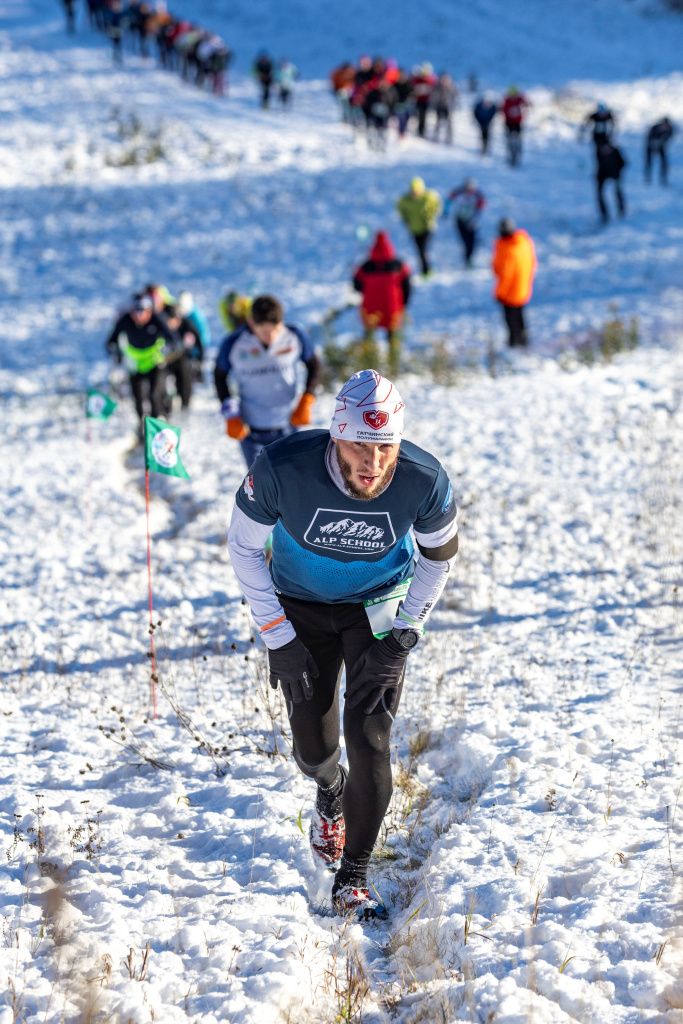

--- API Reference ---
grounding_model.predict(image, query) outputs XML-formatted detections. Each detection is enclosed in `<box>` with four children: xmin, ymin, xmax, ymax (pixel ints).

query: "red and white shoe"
<box><xmin>309</xmin><ymin>810</ymin><xmax>345</xmax><ymax>870</ymax></box>
<box><xmin>332</xmin><ymin>885</ymin><xmax>388</xmax><ymax>921</ymax></box>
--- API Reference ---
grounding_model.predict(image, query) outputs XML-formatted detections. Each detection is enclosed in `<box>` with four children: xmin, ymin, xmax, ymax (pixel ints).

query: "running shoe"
<box><xmin>309</xmin><ymin>809</ymin><xmax>345</xmax><ymax>870</ymax></box>
<box><xmin>332</xmin><ymin>885</ymin><xmax>389</xmax><ymax>921</ymax></box>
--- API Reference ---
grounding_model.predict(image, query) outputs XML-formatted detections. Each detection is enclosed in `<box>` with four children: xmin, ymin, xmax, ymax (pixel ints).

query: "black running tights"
<box><xmin>277</xmin><ymin>595</ymin><xmax>404</xmax><ymax>861</ymax></box>
<box><xmin>129</xmin><ymin>367</ymin><xmax>167</xmax><ymax>421</ymax></box>
<box><xmin>412</xmin><ymin>231</ymin><xmax>432</xmax><ymax>276</ymax></box>
<box><xmin>502</xmin><ymin>303</ymin><xmax>528</xmax><ymax>348</ymax></box>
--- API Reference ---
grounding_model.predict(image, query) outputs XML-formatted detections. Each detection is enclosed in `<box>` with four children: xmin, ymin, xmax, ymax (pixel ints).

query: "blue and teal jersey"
<box><xmin>234</xmin><ymin>430</ymin><xmax>456</xmax><ymax>604</ymax></box>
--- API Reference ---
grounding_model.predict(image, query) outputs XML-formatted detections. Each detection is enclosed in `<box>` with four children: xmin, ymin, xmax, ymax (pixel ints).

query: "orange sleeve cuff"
<box><xmin>260</xmin><ymin>614</ymin><xmax>286</xmax><ymax>633</ymax></box>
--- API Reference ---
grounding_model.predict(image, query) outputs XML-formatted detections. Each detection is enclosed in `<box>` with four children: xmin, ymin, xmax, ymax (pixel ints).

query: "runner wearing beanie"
<box><xmin>227</xmin><ymin>369</ymin><xmax>459</xmax><ymax>919</ymax></box>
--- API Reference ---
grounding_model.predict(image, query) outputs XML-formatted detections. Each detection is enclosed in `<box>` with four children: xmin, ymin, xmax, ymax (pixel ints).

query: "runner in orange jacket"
<box><xmin>492</xmin><ymin>218</ymin><xmax>537</xmax><ymax>347</ymax></box>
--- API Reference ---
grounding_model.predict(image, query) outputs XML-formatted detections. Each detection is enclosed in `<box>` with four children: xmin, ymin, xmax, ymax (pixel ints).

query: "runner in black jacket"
<box><xmin>645</xmin><ymin>118</ymin><xmax>674</xmax><ymax>186</ymax></box>
<box><xmin>105</xmin><ymin>295</ymin><xmax>175</xmax><ymax>433</ymax></box>
<box><xmin>581</xmin><ymin>103</ymin><xmax>615</xmax><ymax>149</ymax></box>
<box><xmin>473</xmin><ymin>94</ymin><xmax>496</xmax><ymax>154</ymax></box>
<box><xmin>254</xmin><ymin>51</ymin><xmax>274</xmax><ymax>108</ymax></box>
<box><xmin>595</xmin><ymin>142</ymin><xmax>626</xmax><ymax>223</ymax></box>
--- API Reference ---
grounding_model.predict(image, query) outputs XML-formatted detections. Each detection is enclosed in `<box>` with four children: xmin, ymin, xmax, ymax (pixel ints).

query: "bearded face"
<box><xmin>333</xmin><ymin>439</ymin><xmax>400</xmax><ymax>501</ymax></box>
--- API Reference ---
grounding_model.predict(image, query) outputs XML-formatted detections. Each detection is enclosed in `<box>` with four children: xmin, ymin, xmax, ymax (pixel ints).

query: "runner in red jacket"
<box><xmin>501</xmin><ymin>87</ymin><xmax>530</xmax><ymax>166</ymax></box>
<box><xmin>352</xmin><ymin>231</ymin><xmax>411</xmax><ymax>372</ymax></box>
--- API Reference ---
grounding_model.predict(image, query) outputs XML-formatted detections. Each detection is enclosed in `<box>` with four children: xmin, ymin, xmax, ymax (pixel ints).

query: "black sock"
<box><xmin>332</xmin><ymin>851</ymin><xmax>369</xmax><ymax>895</ymax></box>
<box><xmin>316</xmin><ymin>765</ymin><xmax>346</xmax><ymax>820</ymax></box>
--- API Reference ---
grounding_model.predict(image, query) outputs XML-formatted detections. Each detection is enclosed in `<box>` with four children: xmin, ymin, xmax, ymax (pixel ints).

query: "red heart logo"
<box><xmin>363</xmin><ymin>410</ymin><xmax>389</xmax><ymax>430</ymax></box>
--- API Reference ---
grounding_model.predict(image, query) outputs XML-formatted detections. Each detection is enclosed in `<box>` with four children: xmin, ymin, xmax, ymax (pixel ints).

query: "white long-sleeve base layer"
<box><xmin>227</xmin><ymin>506</ymin><xmax>457</xmax><ymax>650</ymax></box>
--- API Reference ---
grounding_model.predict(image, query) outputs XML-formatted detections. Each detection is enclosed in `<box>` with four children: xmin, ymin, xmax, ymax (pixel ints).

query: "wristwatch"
<box><xmin>391</xmin><ymin>626</ymin><xmax>420</xmax><ymax>651</ymax></box>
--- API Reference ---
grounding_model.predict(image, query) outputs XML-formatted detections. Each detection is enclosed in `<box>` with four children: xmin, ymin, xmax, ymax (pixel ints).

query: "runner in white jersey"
<box><xmin>227</xmin><ymin>369</ymin><xmax>459</xmax><ymax>919</ymax></box>
<box><xmin>214</xmin><ymin>295</ymin><xmax>322</xmax><ymax>467</ymax></box>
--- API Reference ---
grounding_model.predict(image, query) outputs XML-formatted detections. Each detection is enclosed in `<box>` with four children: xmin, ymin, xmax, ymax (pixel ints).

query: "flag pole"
<box><xmin>142</xmin><ymin>414</ymin><xmax>189</xmax><ymax>718</ymax></box>
<box><xmin>86</xmin><ymin>418</ymin><xmax>92</xmax><ymax>542</ymax></box>
<box><xmin>145</xmin><ymin>465</ymin><xmax>158</xmax><ymax>718</ymax></box>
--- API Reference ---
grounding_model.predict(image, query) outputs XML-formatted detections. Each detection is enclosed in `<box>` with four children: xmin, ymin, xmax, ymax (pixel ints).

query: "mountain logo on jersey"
<box><xmin>363</xmin><ymin>410</ymin><xmax>389</xmax><ymax>431</ymax></box>
<box><xmin>304</xmin><ymin>509</ymin><xmax>396</xmax><ymax>553</ymax></box>
<box><xmin>243</xmin><ymin>474</ymin><xmax>255</xmax><ymax>501</ymax></box>
<box><xmin>320</xmin><ymin>518</ymin><xmax>384</xmax><ymax>540</ymax></box>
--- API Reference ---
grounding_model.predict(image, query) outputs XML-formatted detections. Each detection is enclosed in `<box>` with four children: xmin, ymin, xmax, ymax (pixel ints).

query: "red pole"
<box><xmin>145</xmin><ymin>468</ymin><xmax>158</xmax><ymax>718</ymax></box>
<box><xmin>86</xmin><ymin>419</ymin><xmax>92</xmax><ymax>542</ymax></box>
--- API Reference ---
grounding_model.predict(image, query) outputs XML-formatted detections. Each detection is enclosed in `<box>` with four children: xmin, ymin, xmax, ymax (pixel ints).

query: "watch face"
<box><xmin>401</xmin><ymin>630</ymin><xmax>418</xmax><ymax>649</ymax></box>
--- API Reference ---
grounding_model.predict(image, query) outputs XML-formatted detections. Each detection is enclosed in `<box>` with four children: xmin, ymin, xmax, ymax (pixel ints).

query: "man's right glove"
<box><xmin>226</xmin><ymin>417</ymin><xmax>250</xmax><ymax>440</ymax></box>
<box><xmin>268</xmin><ymin>637</ymin><xmax>319</xmax><ymax>706</ymax></box>
<box><xmin>221</xmin><ymin>397</ymin><xmax>250</xmax><ymax>440</ymax></box>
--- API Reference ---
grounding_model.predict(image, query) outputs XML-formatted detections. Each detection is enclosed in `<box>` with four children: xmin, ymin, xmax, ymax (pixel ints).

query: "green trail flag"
<box><xmin>144</xmin><ymin>417</ymin><xmax>190</xmax><ymax>479</ymax></box>
<box><xmin>86</xmin><ymin>388</ymin><xmax>117</xmax><ymax>420</ymax></box>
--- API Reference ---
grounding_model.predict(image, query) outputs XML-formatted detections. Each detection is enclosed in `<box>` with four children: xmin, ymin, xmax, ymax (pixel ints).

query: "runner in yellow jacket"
<box><xmin>218</xmin><ymin>290</ymin><xmax>252</xmax><ymax>332</ymax></box>
<box><xmin>396</xmin><ymin>177</ymin><xmax>442</xmax><ymax>276</ymax></box>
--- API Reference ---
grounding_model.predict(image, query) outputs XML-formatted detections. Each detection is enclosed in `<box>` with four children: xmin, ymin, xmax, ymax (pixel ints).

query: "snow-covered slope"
<box><xmin>1</xmin><ymin>2</ymin><xmax>682</xmax><ymax>1022</ymax></box>
<box><xmin>2</xmin><ymin>1</ymin><xmax>683</xmax><ymax>376</ymax></box>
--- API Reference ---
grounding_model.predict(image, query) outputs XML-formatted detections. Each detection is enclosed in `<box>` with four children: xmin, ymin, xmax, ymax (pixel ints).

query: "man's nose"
<box><xmin>363</xmin><ymin>448</ymin><xmax>381</xmax><ymax>474</ymax></box>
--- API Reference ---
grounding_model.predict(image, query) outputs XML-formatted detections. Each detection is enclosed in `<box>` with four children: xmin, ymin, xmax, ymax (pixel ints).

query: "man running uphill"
<box><xmin>227</xmin><ymin>370</ymin><xmax>459</xmax><ymax>919</ymax></box>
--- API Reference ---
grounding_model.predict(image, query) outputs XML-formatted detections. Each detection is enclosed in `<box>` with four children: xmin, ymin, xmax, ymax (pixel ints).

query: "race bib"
<box><xmin>363</xmin><ymin>579</ymin><xmax>412</xmax><ymax>639</ymax></box>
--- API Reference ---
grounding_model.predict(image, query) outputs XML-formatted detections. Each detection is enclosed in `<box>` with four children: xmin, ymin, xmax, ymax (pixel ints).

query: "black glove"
<box><xmin>268</xmin><ymin>638</ymin><xmax>319</xmax><ymax>705</ymax></box>
<box><xmin>346</xmin><ymin>634</ymin><xmax>410</xmax><ymax>715</ymax></box>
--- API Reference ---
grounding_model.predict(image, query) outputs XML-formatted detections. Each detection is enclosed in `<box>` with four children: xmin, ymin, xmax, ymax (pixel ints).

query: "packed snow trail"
<box><xmin>1</xmin><ymin>2</ymin><xmax>683</xmax><ymax>1022</ymax></box>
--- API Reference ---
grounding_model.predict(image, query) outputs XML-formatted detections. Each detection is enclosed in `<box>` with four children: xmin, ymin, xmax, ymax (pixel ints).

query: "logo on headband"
<box><xmin>363</xmin><ymin>410</ymin><xmax>389</xmax><ymax>431</ymax></box>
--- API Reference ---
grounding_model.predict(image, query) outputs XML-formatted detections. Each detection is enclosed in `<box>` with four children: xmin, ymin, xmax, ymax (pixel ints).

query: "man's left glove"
<box><xmin>268</xmin><ymin>637</ymin><xmax>319</xmax><ymax>706</ymax></box>
<box><xmin>290</xmin><ymin>392</ymin><xmax>315</xmax><ymax>427</ymax></box>
<box><xmin>346</xmin><ymin>634</ymin><xmax>410</xmax><ymax>715</ymax></box>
